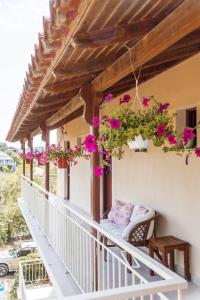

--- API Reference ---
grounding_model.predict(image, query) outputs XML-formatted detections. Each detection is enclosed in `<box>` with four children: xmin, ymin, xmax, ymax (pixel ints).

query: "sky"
<box><xmin>0</xmin><ymin>0</ymin><xmax>52</xmax><ymax>147</ymax></box>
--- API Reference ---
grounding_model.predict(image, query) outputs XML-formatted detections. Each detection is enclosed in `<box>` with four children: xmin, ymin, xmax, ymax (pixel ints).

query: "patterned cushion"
<box><xmin>108</xmin><ymin>200</ymin><xmax>134</xmax><ymax>226</ymax></box>
<box><xmin>107</xmin><ymin>200</ymin><xmax>123</xmax><ymax>223</ymax></box>
<box><xmin>130</xmin><ymin>205</ymin><xmax>148</xmax><ymax>222</ymax></box>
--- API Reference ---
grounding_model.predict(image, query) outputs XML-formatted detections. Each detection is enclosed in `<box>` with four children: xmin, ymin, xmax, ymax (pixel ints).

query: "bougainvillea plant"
<box><xmin>83</xmin><ymin>93</ymin><xmax>200</xmax><ymax>176</ymax></box>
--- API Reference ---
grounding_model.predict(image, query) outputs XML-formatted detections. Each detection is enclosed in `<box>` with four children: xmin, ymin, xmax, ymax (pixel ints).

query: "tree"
<box><xmin>0</xmin><ymin>172</ymin><xmax>29</xmax><ymax>245</ymax></box>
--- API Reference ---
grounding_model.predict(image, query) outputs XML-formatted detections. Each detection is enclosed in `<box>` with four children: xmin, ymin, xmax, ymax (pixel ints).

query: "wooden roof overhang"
<box><xmin>6</xmin><ymin>0</ymin><xmax>200</xmax><ymax>142</ymax></box>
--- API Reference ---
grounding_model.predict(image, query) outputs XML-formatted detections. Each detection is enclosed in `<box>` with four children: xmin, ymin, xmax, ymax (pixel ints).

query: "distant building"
<box><xmin>0</xmin><ymin>151</ymin><xmax>15</xmax><ymax>172</ymax></box>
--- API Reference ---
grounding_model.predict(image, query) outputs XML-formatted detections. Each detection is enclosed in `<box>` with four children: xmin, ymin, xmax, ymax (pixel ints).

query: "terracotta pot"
<box><xmin>57</xmin><ymin>157</ymin><xmax>68</xmax><ymax>169</ymax></box>
<box><xmin>26</xmin><ymin>159</ymin><xmax>30</xmax><ymax>164</ymax></box>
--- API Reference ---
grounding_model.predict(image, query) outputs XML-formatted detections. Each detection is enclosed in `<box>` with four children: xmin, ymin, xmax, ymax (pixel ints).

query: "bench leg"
<box><xmin>162</xmin><ymin>250</ymin><xmax>169</xmax><ymax>268</ymax></box>
<box><xmin>170</xmin><ymin>250</ymin><xmax>175</xmax><ymax>271</ymax></box>
<box><xmin>184</xmin><ymin>245</ymin><xmax>191</xmax><ymax>281</ymax></box>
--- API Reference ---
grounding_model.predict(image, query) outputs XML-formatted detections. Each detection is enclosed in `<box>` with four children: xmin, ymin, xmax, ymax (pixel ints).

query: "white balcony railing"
<box><xmin>21</xmin><ymin>176</ymin><xmax>187</xmax><ymax>300</ymax></box>
<box><xmin>18</xmin><ymin>259</ymin><xmax>49</xmax><ymax>300</ymax></box>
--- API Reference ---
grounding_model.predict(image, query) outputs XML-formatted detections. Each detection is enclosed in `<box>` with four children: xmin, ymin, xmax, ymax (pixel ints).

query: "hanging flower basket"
<box><xmin>57</xmin><ymin>157</ymin><xmax>69</xmax><ymax>169</ymax></box>
<box><xmin>26</xmin><ymin>159</ymin><xmax>30</xmax><ymax>164</ymax></box>
<box><xmin>83</xmin><ymin>93</ymin><xmax>200</xmax><ymax>177</ymax></box>
<box><xmin>128</xmin><ymin>135</ymin><xmax>150</xmax><ymax>152</ymax></box>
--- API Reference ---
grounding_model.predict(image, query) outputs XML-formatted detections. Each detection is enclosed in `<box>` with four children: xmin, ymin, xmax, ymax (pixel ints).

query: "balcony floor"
<box><xmin>25</xmin><ymin>284</ymin><xmax>57</xmax><ymax>300</ymax></box>
<box><xmin>19</xmin><ymin>198</ymin><xmax>200</xmax><ymax>300</ymax></box>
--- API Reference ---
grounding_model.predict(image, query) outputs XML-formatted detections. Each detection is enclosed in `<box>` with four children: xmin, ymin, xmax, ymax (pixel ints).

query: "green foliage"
<box><xmin>1</xmin><ymin>165</ymin><xmax>9</xmax><ymax>173</ymax></box>
<box><xmin>0</xmin><ymin>142</ymin><xmax>8</xmax><ymax>152</ymax></box>
<box><xmin>0</xmin><ymin>172</ymin><xmax>29</xmax><ymax>245</ymax></box>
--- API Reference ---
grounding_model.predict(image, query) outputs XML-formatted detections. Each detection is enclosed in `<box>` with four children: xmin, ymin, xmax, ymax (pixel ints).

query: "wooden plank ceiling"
<box><xmin>7</xmin><ymin>0</ymin><xmax>200</xmax><ymax>142</ymax></box>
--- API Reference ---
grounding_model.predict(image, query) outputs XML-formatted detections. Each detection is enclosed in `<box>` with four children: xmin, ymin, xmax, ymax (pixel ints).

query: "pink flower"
<box><xmin>92</xmin><ymin>116</ymin><xmax>100</xmax><ymax>129</ymax></box>
<box><xmin>119</xmin><ymin>94</ymin><xmax>131</xmax><ymax>105</ymax></box>
<box><xmin>94</xmin><ymin>166</ymin><xmax>104</xmax><ymax>177</ymax></box>
<box><xmin>142</xmin><ymin>96</ymin><xmax>150</xmax><ymax>107</ymax></box>
<box><xmin>183</xmin><ymin>128</ymin><xmax>196</xmax><ymax>145</ymax></box>
<box><xmin>84</xmin><ymin>134</ymin><xmax>98</xmax><ymax>153</ymax></box>
<box><xmin>156</xmin><ymin>124</ymin><xmax>167</xmax><ymax>137</ymax></box>
<box><xmin>195</xmin><ymin>148</ymin><xmax>200</xmax><ymax>157</ymax></box>
<box><xmin>25</xmin><ymin>151</ymin><xmax>33</xmax><ymax>160</ymax></box>
<box><xmin>109</xmin><ymin>118</ymin><xmax>121</xmax><ymax>129</ymax></box>
<box><xmin>104</xmin><ymin>93</ymin><xmax>114</xmax><ymax>102</ymax></box>
<box><xmin>158</xmin><ymin>103</ymin><xmax>169</xmax><ymax>113</ymax></box>
<box><xmin>102</xmin><ymin>114</ymin><xmax>109</xmax><ymax>121</ymax></box>
<box><xmin>167</xmin><ymin>134</ymin><xmax>176</xmax><ymax>145</ymax></box>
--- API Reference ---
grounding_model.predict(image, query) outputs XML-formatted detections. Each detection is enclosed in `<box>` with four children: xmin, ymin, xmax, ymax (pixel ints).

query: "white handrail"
<box><xmin>21</xmin><ymin>176</ymin><xmax>187</xmax><ymax>300</ymax></box>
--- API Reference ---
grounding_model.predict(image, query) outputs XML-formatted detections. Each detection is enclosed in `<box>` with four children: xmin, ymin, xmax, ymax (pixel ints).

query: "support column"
<box><xmin>42</xmin><ymin>127</ymin><xmax>50</xmax><ymax>192</ymax></box>
<box><xmin>28</xmin><ymin>136</ymin><xmax>33</xmax><ymax>181</ymax></box>
<box><xmin>80</xmin><ymin>84</ymin><xmax>102</xmax><ymax>222</ymax></box>
<box><xmin>20</xmin><ymin>140</ymin><xmax>26</xmax><ymax>176</ymax></box>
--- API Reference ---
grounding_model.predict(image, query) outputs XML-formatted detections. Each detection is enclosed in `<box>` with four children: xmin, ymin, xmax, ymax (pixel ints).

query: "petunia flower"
<box><xmin>167</xmin><ymin>134</ymin><xmax>177</xmax><ymax>145</ymax></box>
<box><xmin>92</xmin><ymin>116</ymin><xmax>100</xmax><ymax>129</ymax></box>
<box><xmin>195</xmin><ymin>148</ymin><xmax>200</xmax><ymax>157</ymax></box>
<box><xmin>142</xmin><ymin>96</ymin><xmax>150</xmax><ymax>107</ymax></box>
<box><xmin>183</xmin><ymin>128</ymin><xmax>196</xmax><ymax>145</ymax></box>
<box><xmin>84</xmin><ymin>134</ymin><xmax>98</xmax><ymax>153</ymax></box>
<box><xmin>119</xmin><ymin>94</ymin><xmax>131</xmax><ymax>105</ymax></box>
<box><xmin>109</xmin><ymin>118</ymin><xmax>121</xmax><ymax>129</ymax></box>
<box><xmin>104</xmin><ymin>93</ymin><xmax>114</xmax><ymax>102</ymax></box>
<box><xmin>102</xmin><ymin>114</ymin><xmax>109</xmax><ymax>121</ymax></box>
<box><xmin>158</xmin><ymin>103</ymin><xmax>169</xmax><ymax>113</ymax></box>
<box><xmin>156</xmin><ymin>124</ymin><xmax>167</xmax><ymax>137</ymax></box>
<box><xmin>94</xmin><ymin>166</ymin><xmax>104</xmax><ymax>177</ymax></box>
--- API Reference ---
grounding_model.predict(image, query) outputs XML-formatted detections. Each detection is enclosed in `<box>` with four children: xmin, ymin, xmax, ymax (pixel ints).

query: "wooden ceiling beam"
<box><xmin>31</xmin><ymin>101</ymin><xmax>68</xmax><ymax>114</ymax></box>
<box><xmin>45</xmin><ymin>93</ymin><xmax>84</xmax><ymax>129</ymax></box>
<box><xmin>50</xmin><ymin>107</ymin><xmax>84</xmax><ymax>130</ymax></box>
<box><xmin>71</xmin><ymin>19</ymin><xmax>159</xmax><ymax>49</ymax></box>
<box><xmin>92</xmin><ymin>0</ymin><xmax>200</xmax><ymax>92</ymax></box>
<box><xmin>145</xmin><ymin>43</ymin><xmax>200</xmax><ymax>69</ymax></box>
<box><xmin>45</xmin><ymin>74</ymin><xmax>93</xmax><ymax>95</ymax></box>
<box><xmin>55</xmin><ymin>56</ymin><xmax>116</xmax><ymax>79</ymax></box>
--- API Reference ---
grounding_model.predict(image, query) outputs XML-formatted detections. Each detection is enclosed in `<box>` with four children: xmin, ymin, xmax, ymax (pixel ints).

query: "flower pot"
<box><xmin>26</xmin><ymin>159</ymin><xmax>30</xmax><ymax>164</ymax></box>
<box><xmin>128</xmin><ymin>135</ymin><xmax>149</xmax><ymax>152</ymax></box>
<box><xmin>57</xmin><ymin>157</ymin><xmax>69</xmax><ymax>169</ymax></box>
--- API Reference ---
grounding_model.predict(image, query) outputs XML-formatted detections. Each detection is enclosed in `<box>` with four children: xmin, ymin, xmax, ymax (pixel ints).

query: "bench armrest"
<box><xmin>128</xmin><ymin>212</ymin><xmax>158</xmax><ymax>247</ymax></box>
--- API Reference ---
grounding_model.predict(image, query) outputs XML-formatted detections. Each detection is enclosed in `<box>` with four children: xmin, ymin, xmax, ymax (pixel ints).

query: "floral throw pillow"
<box><xmin>108</xmin><ymin>200</ymin><xmax>124</xmax><ymax>223</ymax></box>
<box><xmin>131</xmin><ymin>205</ymin><xmax>148</xmax><ymax>221</ymax></box>
<box><xmin>108</xmin><ymin>200</ymin><xmax>134</xmax><ymax>226</ymax></box>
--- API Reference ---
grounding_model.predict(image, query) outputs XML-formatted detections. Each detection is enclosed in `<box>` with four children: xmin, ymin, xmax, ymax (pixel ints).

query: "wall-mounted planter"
<box><xmin>128</xmin><ymin>135</ymin><xmax>149</xmax><ymax>152</ymax></box>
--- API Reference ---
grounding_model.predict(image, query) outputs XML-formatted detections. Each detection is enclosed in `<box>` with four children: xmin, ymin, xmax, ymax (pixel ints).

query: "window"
<box><xmin>176</xmin><ymin>107</ymin><xmax>197</xmax><ymax>148</ymax></box>
<box><xmin>17</xmin><ymin>248</ymin><xmax>31</xmax><ymax>257</ymax></box>
<box><xmin>186</xmin><ymin>107</ymin><xmax>197</xmax><ymax>147</ymax></box>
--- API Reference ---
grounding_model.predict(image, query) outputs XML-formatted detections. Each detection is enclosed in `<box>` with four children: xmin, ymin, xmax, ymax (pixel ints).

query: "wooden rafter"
<box><xmin>71</xmin><ymin>19</ymin><xmax>159</xmax><ymax>49</ymax></box>
<box><xmin>45</xmin><ymin>74</ymin><xmax>94</xmax><ymax>95</ymax></box>
<box><xmin>55</xmin><ymin>56</ymin><xmax>117</xmax><ymax>79</ymax></box>
<box><xmin>92</xmin><ymin>0</ymin><xmax>200</xmax><ymax>92</ymax></box>
<box><xmin>45</xmin><ymin>94</ymin><xmax>84</xmax><ymax>129</ymax></box>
